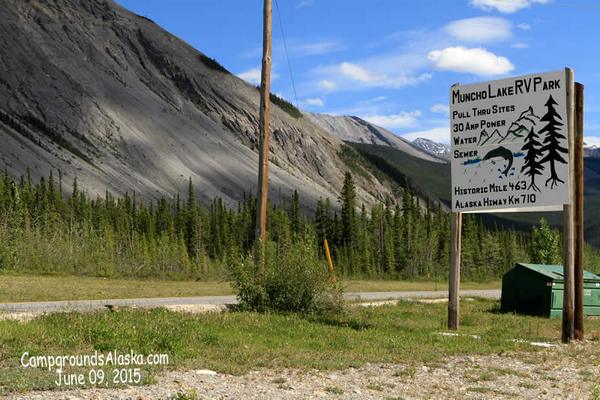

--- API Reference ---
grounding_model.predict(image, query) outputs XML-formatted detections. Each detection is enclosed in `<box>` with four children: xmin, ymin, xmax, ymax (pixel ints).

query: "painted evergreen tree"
<box><xmin>520</xmin><ymin>126</ymin><xmax>545</xmax><ymax>192</ymax></box>
<box><xmin>539</xmin><ymin>95</ymin><xmax>567</xmax><ymax>189</ymax></box>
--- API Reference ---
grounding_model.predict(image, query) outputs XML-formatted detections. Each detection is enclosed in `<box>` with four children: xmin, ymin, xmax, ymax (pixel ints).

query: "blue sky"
<box><xmin>116</xmin><ymin>0</ymin><xmax>600</xmax><ymax>145</ymax></box>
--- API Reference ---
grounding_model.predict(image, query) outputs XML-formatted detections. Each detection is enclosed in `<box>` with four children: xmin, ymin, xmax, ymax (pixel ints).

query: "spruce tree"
<box><xmin>290</xmin><ymin>190</ymin><xmax>300</xmax><ymax>237</ymax></box>
<box><xmin>539</xmin><ymin>95</ymin><xmax>568</xmax><ymax>189</ymax></box>
<box><xmin>520</xmin><ymin>127</ymin><xmax>545</xmax><ymax>192</ymax></box>
<box><xmin>185</xmin><ymin>178</ymin><xmax>202</xmax><ymax>260</ymax></box>
<box><xmin>339</xmin><ymin>172</ymin><xmax>357</xmax><ymax>246</ymax></box>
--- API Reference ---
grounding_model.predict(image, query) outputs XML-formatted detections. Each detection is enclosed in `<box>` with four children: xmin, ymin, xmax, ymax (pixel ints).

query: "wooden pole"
<box><xmin>448</xmin><ymin>211</ymin><xmax>462</xmax><ymax>330</ymax></box>
<box><xmin>255</xmin><ymin>0</ymin><xmax>272</xmax><ymax>280</ymax></box>
<box><xmin>574</xmin><ymin>82</ymin><xmax>585</xmax><ymax>341</ymax></box>
<box><xmin>562</xmin><ymin>68</ymin><xmax>575</xmax><ymax>343</ymax></box>
<box><xmin>324</xmin><ymin>239</ymin><xmax>337</xmax><ymax>286</ymax></box>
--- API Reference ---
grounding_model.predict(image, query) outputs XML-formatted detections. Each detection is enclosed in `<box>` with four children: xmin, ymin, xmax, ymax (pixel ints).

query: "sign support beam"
<box><xmin>574</xmin><ymin>82</ymin><xmax>585</xmax><ymax>341</ymax></box>
<box><xmin>562</xmin><ymin>68</ymin><xmax>575</xmax><ymax>343</ymax></box>
<box><xmin>448</xmin><ymin>211</ymin><xmax>462</xmax><ymax>330</ymax></box>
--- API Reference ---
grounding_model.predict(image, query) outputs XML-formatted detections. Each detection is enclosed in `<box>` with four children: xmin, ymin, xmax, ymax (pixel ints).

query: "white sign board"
<box><xmin>450</xmin><ymin>70</ymin><xmax>569</xmax><ymax>213</ymax></box>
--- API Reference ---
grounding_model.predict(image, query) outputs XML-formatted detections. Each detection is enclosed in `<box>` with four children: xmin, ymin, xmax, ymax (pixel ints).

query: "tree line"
<box><xmin>0</xmin><ymin>169</ymin><xmax>596</xmax><ymax>280</ymax></box>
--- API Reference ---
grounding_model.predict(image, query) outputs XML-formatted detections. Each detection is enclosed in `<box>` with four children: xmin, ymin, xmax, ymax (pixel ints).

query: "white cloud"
<box><xmin>471</xmin><ymin>0</ymin><xmax>550</xmax><ymax>14</ymax></box>
<box><xmin>366</xmin><ymin>96</ymin><xmax>388</xmax><ymax>103</ymax></box>
<box><xmin>292</xmin><ymin>41</ymin><xmax>344</xmax><ymax>56</ymax></box>
<box><xmin>517</xmin><ymin>23</ymin><xmax>531</xmax><ymax>30</ymax></box>
<box><xmin>428</xmin><ymin>46</ymin><xmax>514</xmax><ymax>76</ymax></box>
<box><xmin>361</xmin><ymin>111</ymin><xmax>422</xmax><ymax>130</ymax></box>
<box><xmin>511</xmin><ymin>42</ymin><xmax>529</xmax><ymax>49</ymax></box>
<box><xmin>339</xmin><ymin>62</ymin><xmax>384</xmax><ymax>83</ymax></box>
<box><xmin>318</xmin><ymin>79</ymin><xmax>336</xmax><ymax>91</ymax></box>
<box><xmin>242</xmin><ymin>40</ymin><xmax>344</xmax><ymax>60</ymax></box>
<box><xmin>302</xmin><ymin>97</ymin><xmax>325</xmax><ymax>107</ymax></box>
<box><xmin>445</xmin><ymin>17</ymin><xmax>512</xmax><ymax>43</ymax></box>
<box><xmin>314</xmin><ymin>61</ymin><xmax>431</xmax><ymax>92</ymax></box>
<box><xmin>237</xmin><ymin>67</ymin><xmax>279</xmax><ymax>85</ymax></box>
<box><xmin>401</xmin><ymin>127</ymin><xmax>450</xmax><ymax>144</ymax></box>
<box><xmin>431</xmin><ymin>103</ymin><xmax>450</xmax><ymax>114</ymax></box>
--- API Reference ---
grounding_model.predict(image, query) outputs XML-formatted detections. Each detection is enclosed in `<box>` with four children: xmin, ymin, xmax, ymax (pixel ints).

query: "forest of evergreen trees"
<box><xmin>0</xmin><ymin>169</ymin><xmax>597</xmax><ymax>281</ymax></box>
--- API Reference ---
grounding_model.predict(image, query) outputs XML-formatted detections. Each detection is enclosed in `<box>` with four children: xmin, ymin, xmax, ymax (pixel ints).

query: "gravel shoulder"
<box><xmin>5</xmin><ymin>341</ymin><xmax>598</xmax><ymax>400</ymax></box>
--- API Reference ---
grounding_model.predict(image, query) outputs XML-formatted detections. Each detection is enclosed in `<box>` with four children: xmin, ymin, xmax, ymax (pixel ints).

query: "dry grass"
<box><xmin>0</xmin><ymin>273</ymin><xmax>500</xmax><ymax>303</ymax></box>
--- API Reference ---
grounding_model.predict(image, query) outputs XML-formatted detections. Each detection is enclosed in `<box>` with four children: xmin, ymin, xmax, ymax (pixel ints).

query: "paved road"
<box><xmin>0</xmin><ymin>289</ymin><xmax>500</xmax><ymax>313</ymax></box>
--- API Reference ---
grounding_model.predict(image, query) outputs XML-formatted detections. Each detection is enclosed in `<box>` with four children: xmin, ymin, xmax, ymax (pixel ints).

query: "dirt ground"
<box><xmin>4</xmin><ymin>341</ymin><xmax>599</xmax><ymax>400</ymax></box>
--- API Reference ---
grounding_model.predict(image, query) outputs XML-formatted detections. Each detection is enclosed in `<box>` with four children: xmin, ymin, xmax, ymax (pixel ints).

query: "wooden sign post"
<box><xmin>562</xmin><ymin>68</ymin><xmax>575</xmax><ymax>343</ymax></box>
<box><xmin>448</xmin><ymin>212</ymin><xmax>462</xmax><ymax>330</ymax></box>
<box><xmin>574</xmin><ymin>82</ymin><xmax>585</xmax><ymax>341</ymax></box>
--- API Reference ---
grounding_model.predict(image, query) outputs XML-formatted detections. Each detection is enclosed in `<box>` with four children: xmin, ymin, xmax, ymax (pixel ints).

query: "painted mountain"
<box><xmin>477</xmin><ymin>106</ymin><xmax>541</xmax><ymax>146</ymax></box>
<box><xmin>478</xmin><ymin>129</ymin><xmax>504</xmax><ymax>146</ymax></box>
<box><xmin>0</xmin><ymin>0</ymin><xmax>400</xmax><ymax>210</ymax></box>
<box><xmin>504</xmin><ymin>106</ymin><xmax>540</xmax><ymax>142</ymax></box>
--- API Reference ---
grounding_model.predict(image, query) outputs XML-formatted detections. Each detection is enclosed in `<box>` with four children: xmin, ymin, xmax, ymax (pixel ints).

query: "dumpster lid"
<box><xmin>517</xmin><ymin>263</ymin><xmax>600</xmax><ymax>281</ymax></box>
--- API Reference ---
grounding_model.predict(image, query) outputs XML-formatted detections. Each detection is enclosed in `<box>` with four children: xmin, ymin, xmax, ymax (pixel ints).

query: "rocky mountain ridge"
<box><xmin>0</xmin><ymin>0</ymin><xmax>394</xmax><ymax>209</ymax></box>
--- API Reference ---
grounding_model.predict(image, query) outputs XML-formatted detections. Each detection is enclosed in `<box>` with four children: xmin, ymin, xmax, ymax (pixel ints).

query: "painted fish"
<box><xmin>482</xmin><ymin>146</ymin><xmax>513</xmax><ymax>177</ymax></box>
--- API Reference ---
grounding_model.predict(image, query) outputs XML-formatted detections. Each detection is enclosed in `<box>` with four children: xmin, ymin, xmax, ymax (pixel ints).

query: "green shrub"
<box><xmin>270</xmin><ymin>93</ymin><xmax>302</xmax><ymax>119</ymax></box>
<box><xmin>530</xmin><ymin>218</ymin><xmax>561</xmax><ymax>264</ymax></box>
<box><xmin>229</xmin><ymin>236</ymin><xmax>342</xmax><ymax>314</ymax></box>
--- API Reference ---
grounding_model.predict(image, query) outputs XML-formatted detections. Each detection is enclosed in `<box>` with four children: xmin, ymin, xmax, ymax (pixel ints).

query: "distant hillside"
<box><xmin>306</xmin><ymin>113</ymin><xmax>444</xmax><ymax>163</ymax></box>
<box><xmin>585</xmin><ymin>145</ymin><xmax>600</xmax><ymax>158</ymax></box>
<box><xmin>412</xmin><ymin>137</ymin><xmax>450</xmax><ymax>160</ymax></box>
<box><xmin>348</xmin><ymin>143</ymin><xmax>451</xmax><ymax>208</ymax></box>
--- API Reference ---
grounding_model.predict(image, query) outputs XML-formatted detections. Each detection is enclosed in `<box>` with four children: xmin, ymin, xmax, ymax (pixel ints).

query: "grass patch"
<box><xmin>325</xmin><ymin>386</ymin><xmax>344</xmax><ymax>394</ymax></box>
<box><xmin>467</xmin><ymin>386</ymin><xmax>493</xmax><ymax>394</ymax></box>
<box><xmin>1</xmin><ymin>299</ymin><xmax>598</xmax><ymax>394</ymax></box>
<box><xmin>168</xmin><ymin>390</ymin><xmax>198</xmax><ymax>400</ymax></box>
<box><xmin>518</xmin><ymin>382</ymin><xmax>537</xmax><ymax>389</ymax></box>
<box><xmin>0</xmin><ymin>274</ymin><xmax>232</xmax><ymax>303</ymax></box>
<box><xmin>366</xmin><ymin>383</ymin><xmax>384</xmax><ymax>391</ymax></box>
<box><xmin>392</xmin><ymin>366</ymin><xmax>416</xmax><ymax>378</ymax></box>
<box><xmin>0</xmin><ymin>273</ymin><xmax>500</xmax><ymax>303</ymax></box>
<box><xmin>591</xmin><ymin>383</ymin><xmax>600</xmax><ymax>400</ymax></box>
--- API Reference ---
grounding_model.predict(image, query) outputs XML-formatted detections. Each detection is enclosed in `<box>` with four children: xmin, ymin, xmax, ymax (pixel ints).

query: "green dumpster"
<box><xmin>500</xmin><ymin>263</ymin><xmax>600</xmax><ymax>318</ymax></box>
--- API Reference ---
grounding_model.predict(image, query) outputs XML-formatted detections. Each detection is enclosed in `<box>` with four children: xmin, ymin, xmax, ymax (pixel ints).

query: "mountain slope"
<box><xmin>0</xmin><ymin>0</ymin><xmax>392</xmax><ymax>209</ymax></box>
<box><xmin>412</xmin><ymin>138</ymin><xmax>450</xmax><ymax>160</ymax></box>
<box><xmin>306</xmin><ymin>112</ymin><xmax>445</xmax><ymax>163</ymax></box>
<box><xmin>348</xmin><ymin>143</ymin><xmax>451</xmax><ymax>208</ymax></box>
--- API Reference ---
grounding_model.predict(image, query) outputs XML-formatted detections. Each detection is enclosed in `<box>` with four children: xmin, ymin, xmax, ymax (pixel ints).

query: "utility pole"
<box><xmin>255</xmin><ymin>0</ymin><xmax>272</xmax><ymax>280</ymax></box>
<box><xmin>574</xmin><ymin>82</ymin><xmax>585</xmax><ymax>341</ymax></box>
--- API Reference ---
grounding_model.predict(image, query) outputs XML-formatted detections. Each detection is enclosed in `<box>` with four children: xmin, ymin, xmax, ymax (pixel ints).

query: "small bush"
<box><xmin>229</xmin><ymin>236</ymin><xmax>342</xmax><ymax>314</ymax></box>
<box><xmin>530</xmin><ymin>218</ymin><xmax>561</xmax><ymax>264</ymax></box>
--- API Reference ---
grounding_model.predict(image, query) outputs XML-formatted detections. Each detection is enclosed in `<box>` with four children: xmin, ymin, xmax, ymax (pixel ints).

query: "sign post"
<box><xmin>448</xmin><ymin>69</ymin><xmax>578</xmax><ymax>340</ymax></box>
<box><xmin>562</xmin><ymin>69</ymin><xmax>575</xmax><ymax>343</ymax></box>
<box><xmin>574</xmin><ymin>82</ymin><xmax>585</xmax><ymax>340</ymax></box>
<box><xmin>448</xmin><ymin>212</ymin><xmax>462</xmax><ymax>330</ymax></box>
